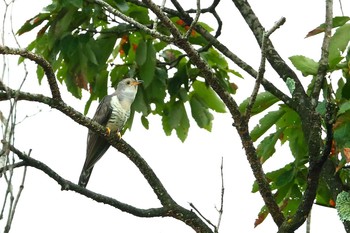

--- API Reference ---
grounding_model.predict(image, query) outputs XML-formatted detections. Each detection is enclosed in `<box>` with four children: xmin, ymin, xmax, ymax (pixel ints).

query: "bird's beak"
<box><xmin>131</xmin><ymin>80</ymin><xmax>143</xmax><ymax>86</ymax></box>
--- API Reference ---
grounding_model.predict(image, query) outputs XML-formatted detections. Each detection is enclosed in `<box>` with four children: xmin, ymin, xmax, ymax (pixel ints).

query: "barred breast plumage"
<box><xmin>78</xmin><ymin>78</ymin><xmax>142</xmax><ymax>187</ymax></box>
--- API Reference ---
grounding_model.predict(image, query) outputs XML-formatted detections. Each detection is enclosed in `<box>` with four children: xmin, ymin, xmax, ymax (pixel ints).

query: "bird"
<box><xmin>78</xmin><ymin>77</ymin><xmax>142</xmax><ymax>187</ymax></box>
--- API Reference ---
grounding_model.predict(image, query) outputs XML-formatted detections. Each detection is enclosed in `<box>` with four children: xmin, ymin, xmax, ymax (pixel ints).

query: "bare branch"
<box><xmin>4</xmin><ymin>149</ymin><xmax>29</xmax><ymax>233</ymax></box>
<box><xmin>2</xmin><ymin>140</ymin><xmax>169</xmax><ymax>217</ymax></box>
<box><xmin>0</xmin><ymin>46</ymin><xmax>61</xmax><ymax>101</ymax></box>
<box><xmin>142</xmin><ymin>0</ymin><xmax>285</xmax><ymax>226</ymax></box>
<box><xmin>89</xmin><ymin>0</ymin><xmax>173</xmax><ymax>43</ymax></box>
<box><xmin>215</xmin><ymin>157</ymin><xmax>224</xmax><ymax>233</ymax></box>
<box><xmin>184</xmin><ymin>0</ymin><xmax>200</xmax><ymax>39</ymax></box>
<box><xmin>0</xmin><ymin>83</ymin><xmax>214</xmax><ymax>233</ymax></box>
<box><xmin>245</xmin><ymin>17</ymin><xmax>286</xmax><ymax>119</ymax></box>
<box><xmin>311</xmin><ymin>0</ymin><xmax>333</xmax><ymax>105</ymax></box>
<box><xmin>189</xmin><ymin>203</ymin><xmax>216</xmax><ymax>229</ymax></box>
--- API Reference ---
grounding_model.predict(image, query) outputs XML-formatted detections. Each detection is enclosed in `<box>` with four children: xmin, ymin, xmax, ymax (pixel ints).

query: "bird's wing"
<box><xmin>92</xmin><ymin>95</ymin><xmax>113</xmax><ymax>125</ymax></box>
<box><xmin>83</xmin><ymin>95</ymin><xmax>113</xmax><ymax>172</ymax></box>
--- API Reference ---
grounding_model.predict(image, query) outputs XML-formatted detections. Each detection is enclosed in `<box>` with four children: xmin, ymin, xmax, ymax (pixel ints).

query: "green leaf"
<box><xmin>141</xmin><ymin>115</ymin><xmax>149</xmax><ymax>129</ymax></box>
<box><xmin>250</xmin><ymin>109</ymin><xmax>286</xmax><ymax>141</ymax></box>
<box><xmin>67</xmin><ymin>0</ymin><xmax>83</xmax><ymax>8</ymax></box>
<box><xmin>289</xmin><ymin>55</ymin><xmax>319</xmax><ymax>76</ymax></box>
<box><xmin>329</xmin><ymin>23</ymin><xmax>350</xmax><ymax>68</ymax></box>
<box><xmin>286</xmin><ymin>78</ymin><xmax>296</xmax><ymax>95</ymax></box>
<box><xmin>91</xmin><ymin>34</ymin><xmax>117</xmax><ymax>66</ymax></box>
<box><xmin>162</xmin><ymin>101</ymin><xmax>189</xmax><ymax>141</ymax></box>
<box><xmin>336</xmin><ymin>191</ymin><xmax>350</xmax><ymax>222</ymax></box>
<box><xmin>252</xmin><ymin>163</ymin><xmax>293</xmax><ymax>193</ymax></box>
<box><xmin>135</xmin><ymin>39</ymin><xmax>147</xmax><ymax>66</ymax></box>
<box><xmin>190</xmin><ymin>94</ymin><xmax>213</xmax><ymax>131</ymax></box>
<box><xmin>197</xmin><ymin>22</ymin><xmax>213</xmax><ymax>32</ymax></box>
<box><xmin>342</xmin><ymin>79</ymin><xmax>350</xmax><ymax>100</ymax></box>
<box><xmin>192</xmin><ymin>81</ymin><xmax>226</xmax><ymax>113</ymax></box>
<box><xmin>85</xmin><ymin>42</ymin><xmax>98</xmax><ymax>65</ymax></box>
<box><xmin>84</xmin><ymin>94</ymin><xmax>97</xmax><ymax>115</ymax></box>
<box><xmin>94</xmin><ymin>70</ymin><xmax>108</xmax><ymax>99</ymax></box>
<box><xmin>36</xmin><ymin>66</ymin><xmax>45</xmax><ymax>84</ymax></box>
<box><xmin>277</xmin><ymin>108</ymin><xmax>308</xmax><ymax>165</ymax></box>
<box><xmin>334</xmin><ymin>115</ymin><xmax>350</xmax><ymax>148</ymax></box>
<box><xmin>126</xmin><ymin>4</ymin><xmax>151</xmax><ymax>24</ymax></box>
<box><xmin>146</xmin><ymin>67</ymin><xmax>167</xmax><ymax>105</ymax></box>
<box><xmin>110</xmin><ymin>65</ymin><xmax>129</xmax><ymax>87</ymax></box>
<box><xmin>338</xmin><ymin>101</ymin><xmax>350</xmax><ymax>115</ymax></box>
<box><xmin>17</xmin><ymin>13</ymin><xmax>51</xmax><ymax>35</ymax></box>
<box><xmin>256</xmin><ymin>128</ymin><xmax>284</xmax><ymax>164</ymax></box>
<box><xmin>133</xmin><ymin>88</ymin><xmax>150</xmax><ymax>116</ymax></box>
<box><xmin>64</xmin><ymin>73</ymin><xmax>82</xmax><ymax>99</ymax></box>
<box><xmin>176</xmin><ymin>105</ymin><xmax>190</xmax><ymax>142</ymax></box>
<box><xmin>201</xmin><ymin>48</ymin><xmax>228</xmax><ymax>70</ymax></box>
<box><xmin>239</xmin><ymin>92</ymin><xmax>279</xmax><ymax>115</ymax></box>
<box><xmin>139</xmin><ymin>40</ymin><xmax>156</xmax><ymax>88</ymax></box>
<box><xmin>275</xmin><ymin>166</ymin><xmax>295</xmax><ymax>188</ymax></box>
<box><xmin>305</xmin><ymin>16</ymin><xmax>350</xmax><ymax>38</ymax></box>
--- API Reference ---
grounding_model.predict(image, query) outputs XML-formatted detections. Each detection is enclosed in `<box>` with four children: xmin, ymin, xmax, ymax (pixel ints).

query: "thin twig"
<box><xmin>184</xmin><ymin>0</ymin><xmax>200</xmax><ymax>39</ymax></box>
<box><xmin>215</xmin><ymin>157</ymin><xmax>224</xmax><ymax>233</ymax></box>
<box><xmin>4</xmin><ymin>149</ymin><xmax>30</xmax><ymax>233</ymax></box>
<box><xmin>90</xmin><ymin>0</ymin><xmax>173</xmax><ymax>43</ymax></box>
<box><xmin>143</xmin><ymin>0</ymin><xmax>285</xmax><ymax>226</ymax></box>
<box><xmin>0</xmin><ymin>46</ymin><xmax>61</xmax><ymax>101</ymax></box>
<box><xmin>245</xmin><ymin>17</ymin><xmax>286</xmax><ymax>119</ymax></box>
<box><xmin>311</xmin><ymin>0</ymin><xmax>333</xmax><ymax>106</ymax></box>
<box><xmin>189</xmin><ymin>202</ymin><xmax>216</xmax><ymax>229</ymax></box>
<box><xmin>152</xmin><ymin>0</ymin><xmax>166</xmax><ymax>30</ymax></box>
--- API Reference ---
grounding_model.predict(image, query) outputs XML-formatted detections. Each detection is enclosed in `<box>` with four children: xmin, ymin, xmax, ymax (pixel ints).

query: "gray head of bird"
<box><xmin>115</xmin><ymin>78</ymin><xmax>143</xmax><ymax>102</ymax></box>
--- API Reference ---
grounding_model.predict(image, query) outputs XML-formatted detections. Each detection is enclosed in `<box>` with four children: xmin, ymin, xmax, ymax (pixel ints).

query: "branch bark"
<box><xmin>142</xmin><ymin>0</ymin><xmax>285</xmax><ymax>227</ymax></box>
<box><xmin>0</xmin><ymin>69</ymin><xmax>213</xmax><ymax>233</ymax></box>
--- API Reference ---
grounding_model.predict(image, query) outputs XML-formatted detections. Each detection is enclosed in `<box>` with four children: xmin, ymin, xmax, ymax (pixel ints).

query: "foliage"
<box><xmin>17</xmin><ymin>0</ymin><xmax>236</xmax><ymax>142</ymax></box>
<box><xmin>8</xmin><ymin>0</ymin><xmax>350</xmax><ymax>232</ymax></box>
<box><xmin>336</xmin><ymin>191</ymin><xmax>350</xmax><ymax>222</ymax></box>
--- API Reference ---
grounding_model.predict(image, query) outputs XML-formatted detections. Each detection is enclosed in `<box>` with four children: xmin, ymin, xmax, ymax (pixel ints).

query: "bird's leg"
<box><xmin>106</xmin><ymin>127</ymin><xmax>122</xmax><ymax>140</ymax></box>
<box><xmin>116</xmin><ymin>131</ymin><xmax>122</xmax><ymax>140</ymax></box>
<box><xmin>106</xmin><ymin>127</ymin><xmax>111</xmax><ymax>136</ymax></box>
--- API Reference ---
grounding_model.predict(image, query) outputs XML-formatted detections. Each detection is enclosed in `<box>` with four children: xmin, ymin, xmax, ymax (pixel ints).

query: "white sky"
<box><xmin>0</xmin><ymin>0</ymin><xmax>349</xmax><ymax>232</ymax></box>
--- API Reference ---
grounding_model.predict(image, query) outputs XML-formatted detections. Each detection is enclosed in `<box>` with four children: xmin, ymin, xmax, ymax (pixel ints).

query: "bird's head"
<box><xmin>115</xmin><ymin>78</ymin><xmax>143</xmax><ymax>101</ymax></box>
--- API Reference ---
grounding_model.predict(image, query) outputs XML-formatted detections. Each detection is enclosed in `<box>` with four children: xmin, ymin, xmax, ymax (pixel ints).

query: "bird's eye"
<box><xmin>126</xmin><ymin>81</ymin><xmax>130</xmax><ymax>85</ymax></box>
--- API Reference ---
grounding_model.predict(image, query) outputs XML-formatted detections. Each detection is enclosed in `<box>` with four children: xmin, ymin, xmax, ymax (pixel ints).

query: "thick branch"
<box><xmin>0</xmin><ymin>87</ymin><xmax>213</xmax><ymax>233</ymax></box>
<box><xmin>0</xmin><ymin>46</ymin><xmax>61</xmax><ymax>101</ymax></box>
<box><xmin>142</xmin><ymin>0</ymin><xmax>285</xmax><ymax>226</ymax></box>
<box><xmin>3</xmin><ymin>141</ymin><xmax>168</xmax><ymax>218</ymax></box>
<box><xmin>231</xmin><ymin>0</ymin><xmax>307</xmax><ymax>107</ymax></box>
<box><xmin>167</xmin><ymin>0</ymin><xmax>293</xmax><ymax>107</ymax></box>
<box><xmin>276</xmin><ymin>1</ymin><xmax>334</xmax><ymax>231</ymax></box>
<box><xmin>89</xmin><ymin>0</ymin><xmax>173</xmax><ymax>43</ymax></box>
<box><xmin>311</xmin><ymin>0</ymin><xmax>333</xmax><ymax>104</ymax></box>
<box><xmin>245</xmin><ymin>18</ymin><xmax>286</xmax><ymax>119</ymax></box>
<box><xmin>0</xmin><ymin>86</ymin><xmax>174</xmax><ymax>205</ymax></box>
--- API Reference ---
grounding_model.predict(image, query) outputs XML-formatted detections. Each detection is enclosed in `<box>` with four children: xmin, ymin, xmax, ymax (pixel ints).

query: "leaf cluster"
<box><xmin>18</xmin><ymin>0</ymin><xmax>239</xmax><ymax>141</ymax></box>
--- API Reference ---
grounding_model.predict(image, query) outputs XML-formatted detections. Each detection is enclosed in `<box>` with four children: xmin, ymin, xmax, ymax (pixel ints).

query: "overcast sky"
<box><xmin>1</xmin><ymin>0</ymin><xmax>349</xmax><ymax>232</ymax></box>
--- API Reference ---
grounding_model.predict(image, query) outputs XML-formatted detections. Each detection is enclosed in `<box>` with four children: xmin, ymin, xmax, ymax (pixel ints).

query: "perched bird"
<box><xmin>78</xmin><ymin>78</ymin><xmax>142</xmax><ymax>187</ymax></box>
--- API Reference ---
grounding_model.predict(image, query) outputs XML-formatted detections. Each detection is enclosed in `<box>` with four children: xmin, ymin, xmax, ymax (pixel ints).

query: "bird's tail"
<box><xmin>78</xmin><ymin>167</ymin><xmax>93</xmax><ymax>188</ymax></box>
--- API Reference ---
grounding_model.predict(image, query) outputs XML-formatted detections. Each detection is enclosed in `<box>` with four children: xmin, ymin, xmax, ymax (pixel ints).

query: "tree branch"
<box><xmin>166</xmin><ymin>0</ymin><xmax>293</xmax><ymax>107</ymax></box>
<box><xmin>245</xmin><ymin>18</ymin><xmax>286</xmax><ymax>119</ymax></box>
<box><xmin>0</xmin><ymin>84</ymin><xmax>213</xmax><ymax>233</ymax></box>
<box><xmin>311</xmin><ymin>0</ymin><xmax>333</xmax><ymax>105</ymax></box>
<box><xmin>231</xmin><ymin>0</ymin><xmax>307</xmax><ymax>106</ymax></box>
<box><xmin>0</xmin><ymin>46</ymin><xmax>61</xmax><ymax>101</ymax></box>
<box><xmin>2</xmin><ymin>140</ymin><xmax>169</xmax><ymax>218</ymax></box>
<box><xmin>88</xmin><ymin>0</ymin><xmax>173</xmax><ymax>43</ymax></box>
<box><xmin>183</xmin><ymin>0</ymin><xmax>200</xmax><ymax>39</ymax></box>
<box><xmin>142</xmin><ymin>0</ymin><xmax>285</xmax><ymax>226</ymax></box>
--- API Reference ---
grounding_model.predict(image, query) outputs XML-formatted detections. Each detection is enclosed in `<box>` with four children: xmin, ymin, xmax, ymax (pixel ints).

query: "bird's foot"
<box><xmin>106</xmin><ymin>127</ymin><xmax>111</xmax><ymax>136</ymax></box>
<box><xmin>117</xmin><ymin>131</ymin><xmax>122</xmax><ymax>140</ymax></box>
